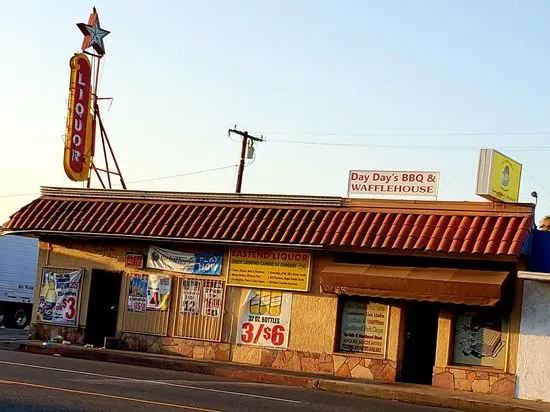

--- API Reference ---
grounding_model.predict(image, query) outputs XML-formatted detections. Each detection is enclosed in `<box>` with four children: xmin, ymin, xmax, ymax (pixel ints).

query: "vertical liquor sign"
<box><xmin>63</xmin><ymin>53</ymin><xmax>93</xmax><ymax>182</ymax></box>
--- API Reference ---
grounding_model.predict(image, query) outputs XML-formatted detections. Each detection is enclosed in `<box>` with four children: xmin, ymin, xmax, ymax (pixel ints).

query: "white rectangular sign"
<box><xmin>348</xmin><ymin>170</ymin><xmax>440</xmax><ymax>197</ymax></box>
<box><xmin>237</xmin><ymin>289</ymin><xmax>292</xmax><ymax>350</ymax></box>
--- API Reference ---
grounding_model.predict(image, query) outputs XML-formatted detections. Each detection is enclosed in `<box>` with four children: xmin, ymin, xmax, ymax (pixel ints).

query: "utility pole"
<box><xmin>228</xmin><ymin>128</ymin><xmax>263</xmax><ymax>193</ymax></box>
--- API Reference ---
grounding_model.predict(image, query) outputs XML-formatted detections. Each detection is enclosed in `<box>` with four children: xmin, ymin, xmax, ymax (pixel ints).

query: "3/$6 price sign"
<box><xmin>237</xmin><ymin>289</ymin><xmax>293</xmax><ymax>349</ymax></box>
<box><xmin>240</xmin><ymin>318</ymin><xmax>286</xmax><ymax>347</ymax></box>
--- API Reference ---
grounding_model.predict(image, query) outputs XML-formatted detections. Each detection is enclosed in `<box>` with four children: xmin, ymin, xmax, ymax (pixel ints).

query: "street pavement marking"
<box><xmin>0</xmin><ymin>379</ymin><xmax>218</xmax><ymax>411</ymax></box>
<box><xmin>0</xmin><ymin>360</ymin><xmax>302</xmax><ymax>404</ymax></box>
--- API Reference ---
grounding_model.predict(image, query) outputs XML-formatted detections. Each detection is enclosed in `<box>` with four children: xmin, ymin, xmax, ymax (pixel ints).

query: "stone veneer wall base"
<box><xmin>433</xmin><ymin>366</ymin><xmax>516</xmax><ymax>398</ymax></box>
<box><xmin>119</xmin><ymin>333</ymin><xmax>397</xmax><ymax>382</ymax></box>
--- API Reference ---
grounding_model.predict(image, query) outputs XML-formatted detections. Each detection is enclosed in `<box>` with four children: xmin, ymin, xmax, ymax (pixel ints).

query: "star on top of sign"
<box><xmin>77</xmin><ymin>7</ymin><xmax>110</xmax><ymax>55</ymax></box>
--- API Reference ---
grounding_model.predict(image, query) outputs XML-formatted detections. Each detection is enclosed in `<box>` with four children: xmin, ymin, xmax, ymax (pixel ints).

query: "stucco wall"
<box><xmin>516</xmin><ymin>279</ymin><xmax>550</xmax><ymax>402</ymax></box>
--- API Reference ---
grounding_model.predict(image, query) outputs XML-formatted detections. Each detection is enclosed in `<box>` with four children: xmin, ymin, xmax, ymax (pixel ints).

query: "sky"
<box><xmin>1</xmin><ymin>1</ymin><xmax>550</xmax><ymax>224</ymax></box>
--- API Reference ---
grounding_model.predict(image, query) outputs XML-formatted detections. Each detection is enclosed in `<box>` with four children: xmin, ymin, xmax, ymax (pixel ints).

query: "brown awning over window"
<box><xmin>320</xmin><ymin>264</ymin><xmax>510</xmax><ymax>307</ymax></box>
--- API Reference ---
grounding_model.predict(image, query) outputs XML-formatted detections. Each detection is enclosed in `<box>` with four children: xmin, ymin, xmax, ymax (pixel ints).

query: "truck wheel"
<box><xmin>0</xmin><ymin>310</ymin><xmax>4</xmax><ymax>327</ymax></box>
<box><xmin>11</xmin><ymin>309</ymin><xmax>29</xmax><ymax>329</ymax></box>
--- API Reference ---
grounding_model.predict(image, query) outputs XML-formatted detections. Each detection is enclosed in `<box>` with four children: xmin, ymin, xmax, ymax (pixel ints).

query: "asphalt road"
<box><xmin>0</xmin><ymin>327</ymin><xmax>29</xmax><ymax>340</ymax></box>
<box><xmin>0</xmin><ymin>350</ymin><xmax>458</xmax><ymax>412</ymax></box>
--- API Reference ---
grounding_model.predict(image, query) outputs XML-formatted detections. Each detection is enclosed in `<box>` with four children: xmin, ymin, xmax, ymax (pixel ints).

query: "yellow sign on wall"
<box><xmin>228</xmin><ymin>248</ymin><xmax>312</xmax><ymax>292</ymax></box>
<box><xmin>476</xmin><ymin>149</ymin><xmax>522</xmax><ymax>203</ymax></box>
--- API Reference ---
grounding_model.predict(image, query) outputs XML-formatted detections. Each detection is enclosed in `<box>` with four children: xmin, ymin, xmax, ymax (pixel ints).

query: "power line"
<box><xmin>266</xmin><ymin>139</ymin><xmax>550</xmax><ymax>151</ymax></box>
<box><xmin>260</xmin><ymin>131</ymin><xmax>550</xmax><ymax>137</ymax></box>
<box><xmin>0</xmin><ymin>192</ymin><xmax>39</xmax><ymax>198</ymax></box>
<box><xmin>128</xmin><ymin>164</ymin><xmax>238</xmax><ymax>184</ymax></box>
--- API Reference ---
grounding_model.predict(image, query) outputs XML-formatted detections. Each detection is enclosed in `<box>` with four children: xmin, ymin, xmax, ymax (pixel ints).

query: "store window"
<box><xmin>453</xmin><ymin>309</ymin><xmax>509</xmax><ymax>370</ymax></box>
<box><xmin>338</xmin><ymin>298</ymin><xmax>389</xmax><ymax>355</ymax></box>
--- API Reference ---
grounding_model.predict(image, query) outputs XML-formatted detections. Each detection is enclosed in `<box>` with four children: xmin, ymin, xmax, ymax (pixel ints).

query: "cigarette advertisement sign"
<box><xmin>228</xmin><ymin>248</ymin><xmax>311</xmax><ymax>292</ymax></box>
<box><xmin>453</xmin><ymin>311</ymin><xmax>508</xmax><ymax>369</ymax></box>
<box><xmin>339</xmin><ymin>300</ymin><xmax>388</xmax><ymax>355</ymax></box>
<box><xmin>127</xmin><ymin>274</ymin><xmax>148</xmax><ymax>312</ymax></box>
<box><xmin>180</xmin><ymin>279</ymin><xmax>201</xmax><ymax>315</ymax></box>
<box><xmin>348</xmin><ymin>170</ymin><xmax>440</xmax><ymax>197</ymax></box>
<box><xmin>37</xmin><ymin>268</ymin><xmax>83</xmax><ymax>326</ymax></box>
<box><xmin>146</xmin><ymin>274</ymin><xmax>171</xmax><ymax>311</ymax></box>
<box><xmin>147</xmin><ymin>246</ymin><xmax>223</xmax><ymax>276</ymax></box>
<box><xmin>237</xmin><ymin>289</ymin><xmax>292</xmax><ymax>350</ymax></box>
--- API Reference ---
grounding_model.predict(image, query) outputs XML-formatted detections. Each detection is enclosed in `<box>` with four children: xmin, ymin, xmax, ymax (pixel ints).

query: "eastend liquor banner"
<box><xmin>147</xmin><ymin>246</ymin><xmax>223</xmax><ymax>275</ymax></box>
<box><xmin>228</xmin><ymin>248</ymin><xmax>311</xmax><ymax>292</ymax></box>
<box><xmin>237</xmin><ymin>289</ymin><xmax>292</xmax><ymax>350</ymax></box>
<box><xmin>37</xmin><ymin>269</ymin><xmax>83</xmax><ymax>326</ymax></box>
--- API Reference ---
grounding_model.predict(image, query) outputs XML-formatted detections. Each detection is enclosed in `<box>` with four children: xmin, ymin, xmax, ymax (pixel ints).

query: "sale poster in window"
<box><xmin>37</xmin><ymin>268</ymin><xmax>83</xmax><ymax>326</ymax></box>
<box><xmin>201</xmin><ymin>280</ymin><xmax>223</xmax><ymax>317</ymax></box>
<box><xmin>128</xmin><ymin>274</ymin><xmax>148</xmax><ymax>312</ymax></box>
<box><xmin>181</xmin><ymin>279</ymin><xmax>201</xmax><ymax>315</ymax></box>
<box><xmin>236</xmin><ymin>289</ymin><xmax>292</xmax><ymax>350</ymax></box>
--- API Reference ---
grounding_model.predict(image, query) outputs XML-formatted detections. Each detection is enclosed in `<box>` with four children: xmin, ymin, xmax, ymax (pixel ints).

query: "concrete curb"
<box><xmin>2</xmin><ymin>341</ymin><xmax>547</xmax><ymax>412</ymax></box>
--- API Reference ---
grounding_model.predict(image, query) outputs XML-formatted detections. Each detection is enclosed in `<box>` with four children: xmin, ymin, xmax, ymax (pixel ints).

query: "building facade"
<box><xmin>1</xmin><ymin>187</ymin><xmax>534</xmax><ymax>398</ymax></box>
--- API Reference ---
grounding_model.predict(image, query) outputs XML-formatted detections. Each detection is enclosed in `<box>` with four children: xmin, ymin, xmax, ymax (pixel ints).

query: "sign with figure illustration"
<box><xmin>146</xmin><ymin>274</ymin><xmax>171</xmax><ymax>311</ymax></box>
<box><xmin>237</xmin><ymin>289</ymin><xmax>292</xmax><ymax>350</ymax></box>
<box><xmin>476</xmin><ymin>149</ymin><xmax>522</xmax><ymax>203</ymax></box>
<box><xmin>37</xmin><ymin>268</ymin><xmax>83</xmax><ymax>326</ymax></box>
<box><xmin>453</xmin><ymin>311</ymin><xmax>508</xmax><ymax>369</ymax></box>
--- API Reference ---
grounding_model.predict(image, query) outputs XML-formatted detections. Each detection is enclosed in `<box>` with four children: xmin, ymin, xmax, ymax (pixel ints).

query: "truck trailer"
<box><xmin>0</xmin><ymin>234</ymin><xmax>38</xmax><ymax>329</ymax></box>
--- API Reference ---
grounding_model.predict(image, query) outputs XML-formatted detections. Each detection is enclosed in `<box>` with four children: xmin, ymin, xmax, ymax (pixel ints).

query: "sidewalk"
<box><xmin>1</xmin><ymin>339</ymin><xmax>548</xmax><ymax>412</ymax></box>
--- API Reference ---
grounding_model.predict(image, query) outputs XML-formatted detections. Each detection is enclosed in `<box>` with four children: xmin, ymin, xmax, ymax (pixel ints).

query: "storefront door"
<box><xmin>84</xmin><ymin>270</ymin><xmax>122</xmax><ymax>347</ymax></box>
<box><xmin>400</xmin><ymin>301</ymin><xmax>440</xmax><ymax>385</ymax></box>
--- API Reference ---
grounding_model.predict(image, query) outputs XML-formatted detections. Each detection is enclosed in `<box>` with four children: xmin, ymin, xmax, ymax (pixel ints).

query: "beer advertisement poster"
<box><xmin>128</xmin><ymin>274</ymin><xmax>148</xmax><ymax>312</ymax></box>
<box><xmin>37</xmin><ymin>268</ymin><xmax>83</xmax><ymax>326</ymax></box>
<box><xmin>237</xmin><ymin>289</ymin><xmax>292</xmax><ymax>350</ymax></box>
<box><xmin>146</xmin><ymin>274</ymin><xmax>171</xmax><ymax>311</ymax></box>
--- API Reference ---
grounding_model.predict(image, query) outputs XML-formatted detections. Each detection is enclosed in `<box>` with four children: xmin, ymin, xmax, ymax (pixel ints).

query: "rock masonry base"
<box><xmin>433</xmin><ymin>366</ymin><xmax>516</xmax><ymax>398</ymax></box>
<box><xmin>119</xmin><ymin>332</ymin><xmax>397</xmax><ymax>382</ymax></box>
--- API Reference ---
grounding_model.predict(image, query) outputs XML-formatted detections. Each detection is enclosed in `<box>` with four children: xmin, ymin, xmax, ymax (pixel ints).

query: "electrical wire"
<box><xmin>128</xmin><ymin>164</ymin><xmax>238</xmax><ymax>185</ymax></box>
<box><xmin>265</xmin><ymin>138</ymin><xmax>550</xmax><ymax>151</ymax></box>
<box><xmin>258</xmin><ymin>131</ymin><xmax>550</xmax><ymax>137</ymax></box>
<box><xmin>0</xmin><ymin>192</ymin><xmax>38</xmax><ymax>198</ymax></box>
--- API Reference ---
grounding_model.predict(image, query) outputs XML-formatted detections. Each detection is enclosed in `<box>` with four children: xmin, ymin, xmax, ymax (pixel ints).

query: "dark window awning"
<box><xmin>320</xmin><ymin>264</ymin><xmax>510</xmax><ymax>307</ymax></box>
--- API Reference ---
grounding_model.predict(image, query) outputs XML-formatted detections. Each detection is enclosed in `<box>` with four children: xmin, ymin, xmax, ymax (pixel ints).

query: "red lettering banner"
<box><xmin>63</xmin><ymin>53</ymin><xmax>93</xmax><ymax>182</ymax></box>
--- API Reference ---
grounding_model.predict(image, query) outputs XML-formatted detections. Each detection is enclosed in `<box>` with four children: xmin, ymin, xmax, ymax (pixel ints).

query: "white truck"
<box><xmin>0</xmin><ymin>235</ymin><xmax>38</xmax><ymax>329</ymax></box>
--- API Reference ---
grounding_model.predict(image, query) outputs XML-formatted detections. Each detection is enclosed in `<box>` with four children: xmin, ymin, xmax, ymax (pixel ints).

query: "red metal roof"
<box><xmin>2</xmin><ymin>187</ymin><xmax>534</xmax><ymax>258</ymax></box>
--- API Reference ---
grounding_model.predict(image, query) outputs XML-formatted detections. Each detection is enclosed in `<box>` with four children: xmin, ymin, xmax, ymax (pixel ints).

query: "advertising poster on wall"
<box><xmin>127</xmin><ymin>274</ymin><xmax>148</xmax><ymax>312</ymax></box>
<box><xmin>476</xmin><ymin>149</ymin><xmax>522</xmax><ymax>203</ymax></box>
<box><xmin>201</xmin><ymin>280</ymin><xmax>223</xmax><ymax>317</ymax></box>
<box><xmin>146</xmin><ymin>274</ymin><xmax>171</xmax><ymax>311</ymax></box>
<box><xmin>453</xmin><ymin>311</ymin><xmax>508</xmax><ymax>369</ymax></box>
<box><xmin>228</xmin><ymin>248</ymin><xmax>311</xmax><ymax>292</ymax></box>
<box><xmin>236</xmin><ymin>289</ymin><xmax>292</xmax><ymax>350</ymax></box>
<box><xmin>147</xmin><ymin>246</ymin><xmax>223</xmax><ymax>275</ymax></box>
<box><xmin>339</xmin><ymin>300</ymin><xmax>388</xmax><ymax>355</ymax></box>
<box><xmin>37</xmin><ymin>268</ymin><xmax>83</xmax><ymax>326</ymax></box>
<box><xmin>181</xmin><ymin>279</ymin><xmax>201</xmax><ymax>315</ymax></box>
